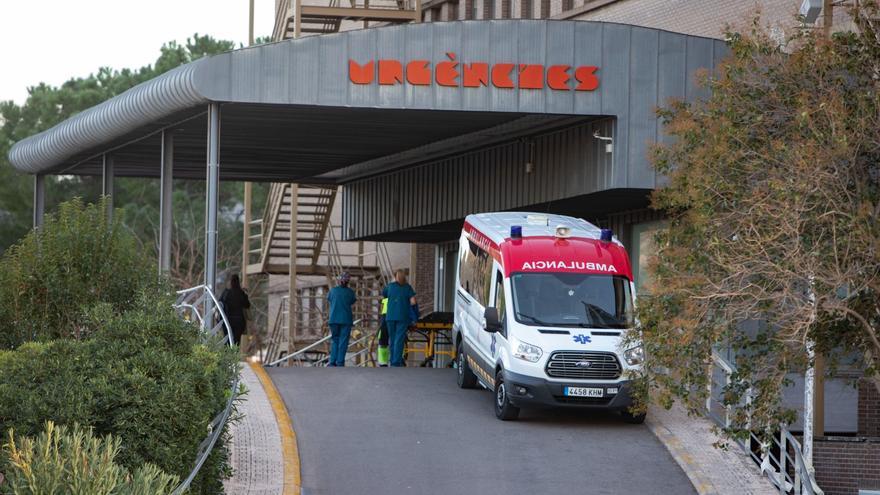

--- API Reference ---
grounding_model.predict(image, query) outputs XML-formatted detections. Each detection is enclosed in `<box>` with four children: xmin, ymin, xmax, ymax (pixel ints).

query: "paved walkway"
<box><xmin>269</xmin><ymin>367</ymin><xmax>695</xmax><ymax>495</ymax></box>
<box><xmin>224</xmin><ymin>364</ymin><xmax>285</xmax><ymax>495</ymax></box>
<box><xmin>227</xmin><ymin>365</ymin><xmax>776</xmax><ymax>495</ymax></box>
<box><xmin>646</xmin><ymin>402</ymin><xmax>777</xmax><ymax>495</ymax></box>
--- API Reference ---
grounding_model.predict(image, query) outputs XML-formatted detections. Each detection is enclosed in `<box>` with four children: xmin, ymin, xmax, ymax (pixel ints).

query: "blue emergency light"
<box><xmin>511</xmin><ymin>225</ymin><xmax>523</xmax><ymax>239</ymax></box>
<box><xmin>600</xmin><ymin>228</ymin><xmax>613</xmax><ymax>242</ymax></box>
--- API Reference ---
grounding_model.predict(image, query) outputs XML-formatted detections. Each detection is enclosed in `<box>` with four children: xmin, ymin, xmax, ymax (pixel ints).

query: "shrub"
<box><xmin>0</xmin><ymin>198</ymin><xmax>157</xmax><ymax>349</ymax></box>
<box><xmin>2</xmin><ymin>421</ymin><xmax>177</xmax><ymax>495</ymax></box>
<box><xmin>0</xmin><ymin>292</ymin><xmax>239</xmax><ymax>494</ymax></box>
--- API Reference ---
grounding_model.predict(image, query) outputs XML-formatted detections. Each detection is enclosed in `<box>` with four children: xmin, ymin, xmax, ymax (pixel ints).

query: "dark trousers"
<box><xmin>328</xmin><ymin>324</ymin><xmax>352</xmax><ymax>367</ymax></box>
<box><xmin>386</xmin><ymin>320</ymin><xmax>409</xmax><ymax>367</ymax></box>
<box><xmin>229</xmin><ymin>316</ymin><xmax>246</xmax><ymax>346</ymax></box>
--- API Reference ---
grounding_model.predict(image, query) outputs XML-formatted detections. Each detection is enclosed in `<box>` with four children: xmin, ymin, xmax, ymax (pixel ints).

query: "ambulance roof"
<box><xmin>462</xmin><ymin>212</ymin><xmax>632</xmax><ymax>280</ymax></box>
<box><xmin>464</xmin><ymin>212</ymin><xmax>619</xmax><ymax>246</ymax></box>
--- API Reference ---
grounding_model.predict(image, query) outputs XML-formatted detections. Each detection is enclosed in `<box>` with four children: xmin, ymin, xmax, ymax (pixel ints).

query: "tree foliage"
<box><xmin>636</xmin><ymin>4</ymin><xmax>880</xmax><ymax>437</ymax></box>
<box><xmin>0</xmin><ymin>198</ymin><xmax>157</xmax><ymax>349</ymax></box>
<box><xmin>0</xmin><ymin>34</ymin><xmax>261</xmax><ymax>287</ymax></box>
<box><xmin>0</xmin><ymin>199</ymin><xmax>239</xmax><ymax>492</ymax></box>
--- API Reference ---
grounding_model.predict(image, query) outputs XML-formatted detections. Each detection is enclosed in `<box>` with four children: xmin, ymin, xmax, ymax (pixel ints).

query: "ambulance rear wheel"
<box><xmin>494</xmin><ymin>371</ymin><xmax>520</xmax><ymax>421</ymax></box>
<box><xmin>456</xmin><ymin>343</ymin><xmax>478</xmax><ymax>389</ymax></box>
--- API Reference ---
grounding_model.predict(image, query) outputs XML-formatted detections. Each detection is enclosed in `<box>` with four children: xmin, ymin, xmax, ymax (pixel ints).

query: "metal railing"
<box><xmin>312</xmin><ymin>331</ymin><xmax>375</xmax><ymax>367</ymax></box>
<box><xmin>709</xmin><ymin>351</ymin><xmax>823</xmax><ymax>495</ymax></box>
<box><xmin>266</xmin><ymin>319</ymin><xmax>370</xmax><ymax>367</ymax></box>
<box><xmin>171</xmin><ymin>285</ymin><xmax>241</xmax><ymax>494</ymax></box>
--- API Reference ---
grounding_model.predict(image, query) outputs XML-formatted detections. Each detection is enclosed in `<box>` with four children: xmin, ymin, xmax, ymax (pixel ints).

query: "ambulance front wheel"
<box><xmin>494</xmin><ymin>370</ymin><xmax>520</xmax><ymax>421</ymax></box>
<box><xmin>456</xmin><ymin>342</ymin><xmax>478</xmax><ymax>389</ymax></box>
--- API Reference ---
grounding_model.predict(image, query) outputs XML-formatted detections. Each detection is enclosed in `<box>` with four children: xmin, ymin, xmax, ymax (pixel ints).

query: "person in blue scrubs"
<box><xmin>327</xmin><ymin>272</ymin><xmax>357</xmax><ymax>367</ymax></box>
<box><xmin>382</xmin><ymin>269</ymin><xmax>417</xmax><ymax>367</ymax></box>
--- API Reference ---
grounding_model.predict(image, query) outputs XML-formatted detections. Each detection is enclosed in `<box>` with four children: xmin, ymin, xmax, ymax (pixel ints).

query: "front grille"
<box><xmin>545</xmin><ymin>351</ymin><xmax>622</xmax><ymax>380</ymax></box>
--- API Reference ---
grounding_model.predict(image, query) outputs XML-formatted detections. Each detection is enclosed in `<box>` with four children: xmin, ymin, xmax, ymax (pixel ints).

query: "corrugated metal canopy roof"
<box><xmin>7</xmin><ymin>20</ymin><xmax>726</xmax><ymax>183</ymax></box>
<box><xmin>38</xmin><ymin>104</ymin><xmax>529</xmax><ymax>182</ymax></box>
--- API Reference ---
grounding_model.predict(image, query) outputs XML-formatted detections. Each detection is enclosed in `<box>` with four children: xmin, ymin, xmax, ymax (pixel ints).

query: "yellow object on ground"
<box><xmin>249</xmin><ymin>362</ymin><xmax>302</xmax><ymax>495</ymax></box>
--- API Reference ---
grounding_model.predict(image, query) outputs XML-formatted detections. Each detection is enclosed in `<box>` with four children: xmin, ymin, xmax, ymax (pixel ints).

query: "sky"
<box><xmin>0</xmin><ymin>0</ymin><xmax>276</xmax><ymax>104</ymax></box>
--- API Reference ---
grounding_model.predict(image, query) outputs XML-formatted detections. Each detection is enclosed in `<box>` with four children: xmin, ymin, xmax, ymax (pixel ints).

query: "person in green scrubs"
<box><xmin>381</xmin><ymin>269</ymin><xmax>416</xmax><ymax>367</ymax></box>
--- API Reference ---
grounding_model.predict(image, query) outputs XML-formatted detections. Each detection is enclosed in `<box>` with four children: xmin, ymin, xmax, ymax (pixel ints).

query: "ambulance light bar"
<box><xmin>600</xmin><ymin>228</ymin><xmax>613</xmax><ymax>242</ymax></box>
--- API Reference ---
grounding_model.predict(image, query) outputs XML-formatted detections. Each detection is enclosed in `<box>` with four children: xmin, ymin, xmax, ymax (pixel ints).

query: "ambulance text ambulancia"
<box><xmin>453</xmin><ymin>212</ymin><xmax>645</xmax><ymax>422</ymax></box>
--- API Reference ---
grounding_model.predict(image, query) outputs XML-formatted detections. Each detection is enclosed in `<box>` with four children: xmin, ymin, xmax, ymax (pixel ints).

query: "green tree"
<box><xmin>0</xmin><ymin>34</ymin><xmax>253</xmax><ymax>284</ymax></box>
<box><xmin>635</xmin><ymin>4</ymin><xmax>880</xmax><ymax>438</ymax></box>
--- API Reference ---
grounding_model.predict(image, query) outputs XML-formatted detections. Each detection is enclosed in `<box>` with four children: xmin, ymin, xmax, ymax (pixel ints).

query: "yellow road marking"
<box><xmin>249</xmin><ymin>362</ymin><xmax>302</xmax><ymax>495</ymax></box>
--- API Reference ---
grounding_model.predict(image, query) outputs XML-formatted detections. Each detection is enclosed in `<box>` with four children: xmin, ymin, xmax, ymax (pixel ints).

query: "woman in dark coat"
<box><xmin>220</xmin><ymin>274</ymin><xmax>251</xmax><ymax>346</ymax></box>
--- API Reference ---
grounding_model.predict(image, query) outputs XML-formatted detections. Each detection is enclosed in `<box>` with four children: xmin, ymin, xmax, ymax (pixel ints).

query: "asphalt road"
<box><xmin>268</xmin><ymin>367</ymin><xmax>696</xmax><ymax>495</ymax></box>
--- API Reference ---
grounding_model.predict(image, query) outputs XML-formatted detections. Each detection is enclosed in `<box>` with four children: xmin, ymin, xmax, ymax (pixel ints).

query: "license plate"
<box><xmin>564</xmin><ymin>386</ymin><xmax>604</xmax><ymax>398</ymax></box>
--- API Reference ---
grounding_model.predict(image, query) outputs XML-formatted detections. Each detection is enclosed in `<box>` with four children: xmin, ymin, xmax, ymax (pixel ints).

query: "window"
<box><xmin>485</xmin><ymin>0</ymin><xmax>495</xmax><ymax>18</ymax></box>
<box><xmin>458</xmin><ymin>236</ymin><xmax>493</xmax><ymax>306</ymax></box>
<box><xmin>510</xmin><ymin>273</ymin><xmax>634</xmax><ymax>328</ymax></box>
<box><xmin>494</xmin><ymin>271</ymin><xmax>506</xmax><ymax>334</ymax></box>
<box><xmin>521</xmin><ymin>0</ymin><xmax>533</xmax><ymax>18</ymax></box>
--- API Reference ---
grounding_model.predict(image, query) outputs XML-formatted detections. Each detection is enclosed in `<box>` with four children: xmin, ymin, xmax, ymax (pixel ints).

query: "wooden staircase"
<box><xmin>246</xmin><ymin>182</ymin><xmax>394</xmax><ymax>351</ymax></box>
<box><xmin>248</xmin><ymin>183</ymin><xmax>338</xmax><ymax>276</ymax></box>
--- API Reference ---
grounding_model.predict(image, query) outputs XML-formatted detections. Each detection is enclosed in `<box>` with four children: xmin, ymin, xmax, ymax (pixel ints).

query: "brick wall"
<box><xmin>570</xmin><ymin>0</ymin><xmax>853</xmax><ymax>40</ymax></box>
<box><xmin>860</xmin><ymin>378</ymin><xmax>880</xmax><ymax>437</ymax></box>
<box><xmin>813</xmin><ymin>438</ymin><xmax>880</xmax><ymax>495</ymax></box>
<box><xmin>413</xmin><ymin>244</ymin><xmax>435</xmax><ymax>311</ymax></box>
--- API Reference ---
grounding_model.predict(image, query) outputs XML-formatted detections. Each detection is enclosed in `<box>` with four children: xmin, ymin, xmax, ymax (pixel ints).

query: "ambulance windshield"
<box><xmin>510</xmin><ymin>273</ymin><xmax>633</xmax><ymax>329</ymax></box>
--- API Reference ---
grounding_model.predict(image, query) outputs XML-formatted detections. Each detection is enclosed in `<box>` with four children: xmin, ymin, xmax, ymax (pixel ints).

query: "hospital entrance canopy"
<box><xmin>8</xmin><ymin>20</ymin><xmax>726</xmax><ymax>187</ymax></box>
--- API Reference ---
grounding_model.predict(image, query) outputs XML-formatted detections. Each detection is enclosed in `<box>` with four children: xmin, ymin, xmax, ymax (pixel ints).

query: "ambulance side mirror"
<box><xmin>483</xmin><ymin>307</ymin><xmax>501</xmax><ymax>333</ymax></box>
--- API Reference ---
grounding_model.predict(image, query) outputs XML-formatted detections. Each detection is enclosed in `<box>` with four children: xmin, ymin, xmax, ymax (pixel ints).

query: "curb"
<box><xmin>647</xmin><ymin>417</ymin><xmax>717</xmax><ymax>495</ymax></box>
<box><xmin>249</xmin><ymin>362</ymin><xmax>302</xmax><ymax>495</ymax></box>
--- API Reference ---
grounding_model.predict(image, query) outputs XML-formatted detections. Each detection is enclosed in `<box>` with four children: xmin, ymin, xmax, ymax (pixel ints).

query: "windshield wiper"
<box><xmin>515</xmin><ymin>312</ymin><xmax>554</xmax><ymax>326</ymax></box>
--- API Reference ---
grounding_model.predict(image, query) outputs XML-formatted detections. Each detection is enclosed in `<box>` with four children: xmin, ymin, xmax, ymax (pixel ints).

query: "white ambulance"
<box><xmin>453</xmin><ymin>212</ymin><xmax>645</xmax><ymax>422</ymax></box>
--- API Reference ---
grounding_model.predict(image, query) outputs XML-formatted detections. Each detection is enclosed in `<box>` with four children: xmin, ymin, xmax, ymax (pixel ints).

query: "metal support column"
<box><xmin>159</xmin><ymin>131</ymin><xmax>174</xmax><ymax>275</ymax></box>
<box><xmin>205</xmin><ymin>103</ymin><xmax>221</xmax><ymax>325</ymax></box>
<box><xmin>242</xmin><ymin>184</ymin><xmax>252</xmax><ymax>287</ymax></box>
<box><xmin>102</xmin><ymin>154</ymin><xmax>114</xmax><ymax>221</ymax></box>
<box><xmin>288</xmin><ymin>183</ymin><xmax>299</xmax><ymax>353</ymax></box>
<box><xmin>33</xmin><ymin>174</ymin><xmax>45</xmax><ymax>228</ymax></box>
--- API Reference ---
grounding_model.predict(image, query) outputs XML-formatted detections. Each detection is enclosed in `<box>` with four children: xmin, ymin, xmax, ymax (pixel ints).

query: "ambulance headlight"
<box><xmin>624</xmin><ymin>346</ymin><xmax>644</xmax><ymax>366</ymax></box>
<box><xmin>514</xmin><ymin>341</ymin><xmax>543</xmax><ymax>363</ymax></box>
